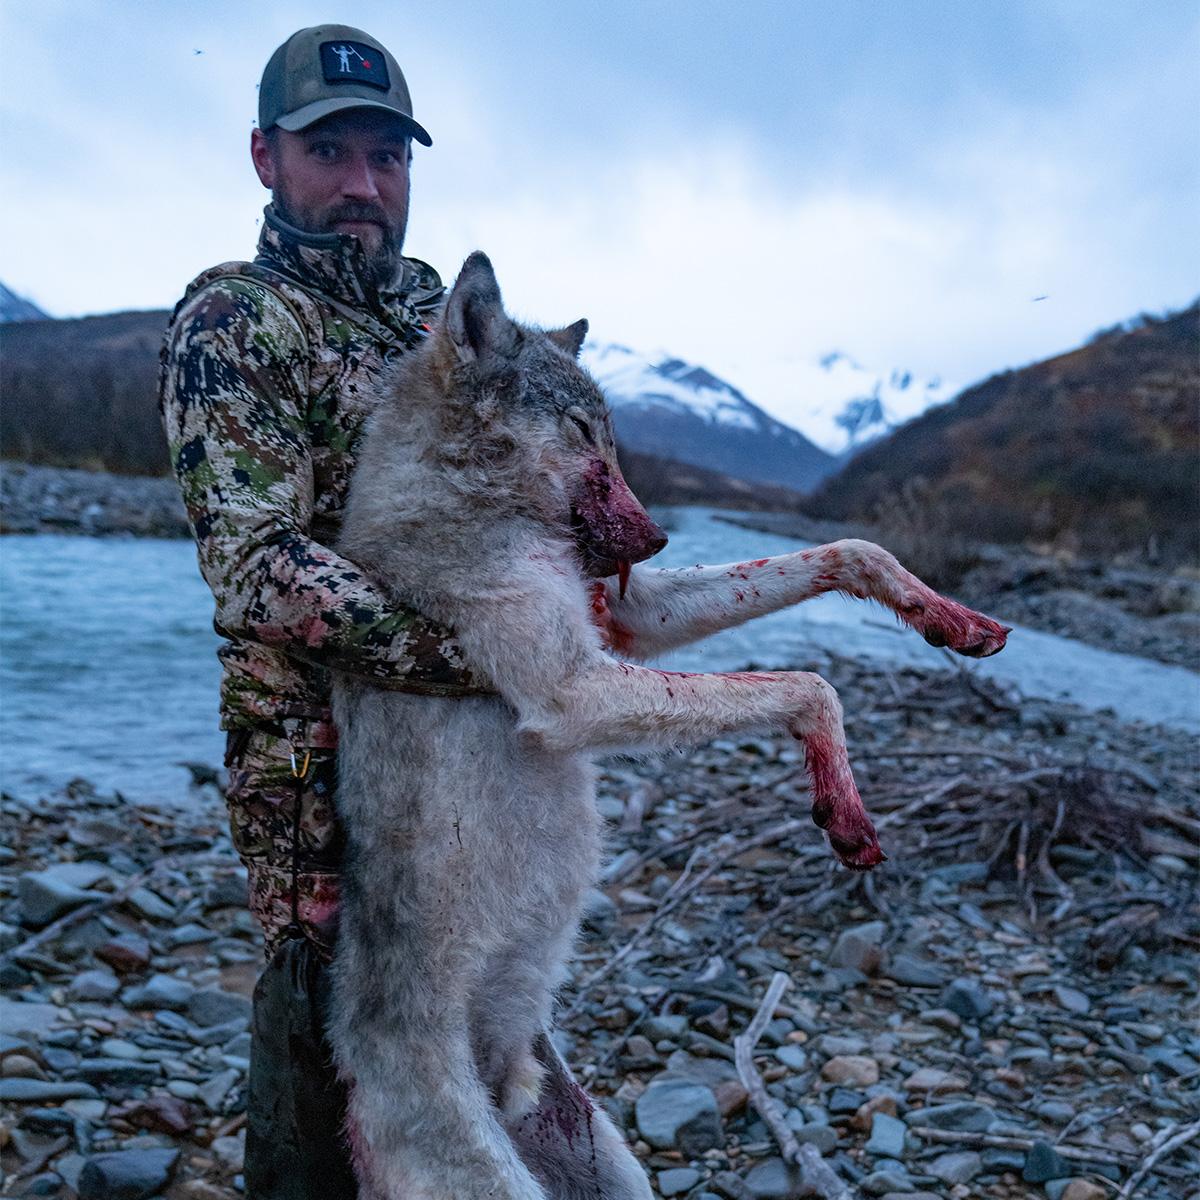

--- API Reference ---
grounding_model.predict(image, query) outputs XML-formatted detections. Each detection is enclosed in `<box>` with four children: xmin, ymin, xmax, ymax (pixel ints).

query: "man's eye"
<box><xmin>311</xmin><ymin>143</ymin><xmax>338</xmax><ymax>160</ymax></box>
<box><xmin>374</xmin><ymin>151</ymin><xmax>399</xmax><ymax>167</ymax></box>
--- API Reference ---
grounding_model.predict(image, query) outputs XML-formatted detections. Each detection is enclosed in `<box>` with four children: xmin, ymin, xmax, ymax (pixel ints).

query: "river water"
<box><xmin>3</xmin><ymin>509</ymin><xmax>1197</xmax><ymax>807</ymax></box>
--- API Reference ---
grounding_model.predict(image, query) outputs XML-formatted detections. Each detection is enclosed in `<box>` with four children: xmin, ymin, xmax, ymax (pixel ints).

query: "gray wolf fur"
<box><xmin>331</xmin><ymin>252</ymin><xmax>1008</xmax><ymax>1198</ymax></box>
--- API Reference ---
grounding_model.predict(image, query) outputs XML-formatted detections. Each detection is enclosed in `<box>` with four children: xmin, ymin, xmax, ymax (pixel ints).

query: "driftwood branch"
<box><xmin>734</xmin><ymin>971</ymin><xmax>853</xmax><ymax>1200</ymax></box>
<box><xmin>1118</xmin><ymin>1119</ymin><xmax>1200</xmax><ymax>1199</ymax></box>
<box><xmin>908</xmin><ymin>1127</ymin><xmax>1138</xmax><ymax>1165</ymax></box>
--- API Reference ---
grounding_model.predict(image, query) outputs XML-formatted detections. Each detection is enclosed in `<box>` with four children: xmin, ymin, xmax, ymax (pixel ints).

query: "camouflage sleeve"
<box><xmin>160</xmin><ymin>277</ymin><xmax>476</xmax><ymax>690</ymax></box>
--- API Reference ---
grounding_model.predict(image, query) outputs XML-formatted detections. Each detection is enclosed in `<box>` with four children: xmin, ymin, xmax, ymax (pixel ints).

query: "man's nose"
<box><xmin>340</xmin><ymin>153</ymin><xmax>380</xmax><ymax>199</ymax></box>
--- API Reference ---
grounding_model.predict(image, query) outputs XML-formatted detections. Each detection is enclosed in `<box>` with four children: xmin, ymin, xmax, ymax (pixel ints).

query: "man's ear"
<box><xmin>547</xmin><ymin>319</ymin><xmax>588</xmax><ymax>359</ymax></box>
<box><xmin>250</xmin><ymin>127</ymin><xmax>275</xmax><ymax>189</ymax></box>
<box><xmin>445</xmin><ymin>252</ymin><xmax>520</xmax><ymax>363</ymax></box>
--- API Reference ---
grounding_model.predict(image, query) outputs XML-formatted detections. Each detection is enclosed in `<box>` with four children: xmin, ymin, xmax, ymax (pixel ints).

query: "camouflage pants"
<box><xmin>224</xmin><ymin>722</ymin><xmax>344</xmax><ymax>960</ymax></box>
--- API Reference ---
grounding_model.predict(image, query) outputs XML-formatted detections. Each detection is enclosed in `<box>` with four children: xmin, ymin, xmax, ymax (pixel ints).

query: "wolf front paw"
<box><xmin>902</xmin><ymin>593</ymin><xmax>1010</xmax><ymax>658</ymax></box>
<box><xmin>811</xmin><ymin>794</ymin><xmax>887</xmax><ymax>871</ymax></box>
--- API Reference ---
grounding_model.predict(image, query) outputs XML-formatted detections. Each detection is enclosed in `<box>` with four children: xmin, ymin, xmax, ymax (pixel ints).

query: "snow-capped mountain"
<box><xmin>583</xmin><ymin>343</ymin><xmax>838</xmax><ymax>494</ymax></box>
<box><xmin>0</xmin><ymin>282</ymin><xmax>49</xmax><ymax>323</ymax></box>
<box><xmin>785</xmin><ymin>351</ymin><xmax>957</xmax><ymax>454</ymax></box>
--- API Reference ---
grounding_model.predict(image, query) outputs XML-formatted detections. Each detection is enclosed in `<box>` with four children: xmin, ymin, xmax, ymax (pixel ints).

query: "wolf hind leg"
<box><xmin>507</xmin><ymin>1032</ymin><xmax>653</xmax><ymax>1200</ymax></box>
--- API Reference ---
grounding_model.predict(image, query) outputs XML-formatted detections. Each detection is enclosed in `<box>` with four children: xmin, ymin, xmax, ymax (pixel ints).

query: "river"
<box><xmin>2</xmin><ymin>510</ymin><xmax>1197</xmax><ymax>806</ymax></box>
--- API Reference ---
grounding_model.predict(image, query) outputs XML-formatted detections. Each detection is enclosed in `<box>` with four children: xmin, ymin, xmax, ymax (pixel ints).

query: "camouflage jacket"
<box><xmin>160</xmin><ymin>205</ymin><xmax>479</xmax><ymax>748</ymax></box>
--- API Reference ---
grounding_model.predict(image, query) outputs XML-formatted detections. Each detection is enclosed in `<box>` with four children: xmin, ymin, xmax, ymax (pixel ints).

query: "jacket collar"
<box><xmin>256</xmin><ymin>204</ymin><xmax>422</xmax><ymax>314</ymax></box>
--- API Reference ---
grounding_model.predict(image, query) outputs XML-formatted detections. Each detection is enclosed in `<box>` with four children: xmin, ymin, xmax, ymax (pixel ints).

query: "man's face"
<box><xmin>251</xmin><ymin>108</ymin><xmax>412</xmax><ymax>286</ymax></box>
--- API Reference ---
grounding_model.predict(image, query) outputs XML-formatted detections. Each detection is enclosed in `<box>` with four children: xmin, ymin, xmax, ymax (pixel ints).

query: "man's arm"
<box><xmin>160</xmin><ymin>276</ymin><xmax>476</xmax><ymax>691</ymax></box>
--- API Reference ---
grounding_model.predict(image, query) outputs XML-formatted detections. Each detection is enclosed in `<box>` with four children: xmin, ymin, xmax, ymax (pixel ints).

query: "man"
<box><xmin>160</xmin><ymin>25</ymin><xmax>479</xmax><ymax>1198</ymax></box>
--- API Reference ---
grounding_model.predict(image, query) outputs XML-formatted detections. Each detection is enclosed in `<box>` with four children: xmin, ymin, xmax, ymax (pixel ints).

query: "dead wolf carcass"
<box><xmin>330</xmin><ymin>252</ymin><xmax>1008</xmax><ymax>1199</ymax></box>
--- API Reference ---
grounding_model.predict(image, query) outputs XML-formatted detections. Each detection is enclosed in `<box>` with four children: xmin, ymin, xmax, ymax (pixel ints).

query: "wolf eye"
<box><xmin>569</xmin><ymin>414</ymin><xmax>594</xmax><ymax>443</ymax></box>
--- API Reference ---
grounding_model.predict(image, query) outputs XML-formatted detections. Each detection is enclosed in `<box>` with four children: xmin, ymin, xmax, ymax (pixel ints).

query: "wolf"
<box><xmin>330</xmin><ymin>252</ymin><xmax>1009</xmax><ymax>1199</ymax></box>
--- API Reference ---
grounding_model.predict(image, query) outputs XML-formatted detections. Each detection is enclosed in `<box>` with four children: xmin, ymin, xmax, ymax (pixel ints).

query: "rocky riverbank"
<box><xmin>0</xmin><ymin>464</ymin><xmax>188</xmax><ymax>539</ymax></box>
<box><xmin>2</xmin><ymin>659</ymin><xmax>1197</xmax><ymax>1197</ymax></box>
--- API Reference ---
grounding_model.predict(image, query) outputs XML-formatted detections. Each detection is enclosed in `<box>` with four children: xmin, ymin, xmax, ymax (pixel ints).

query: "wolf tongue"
<box><xmin>617</xmin><ymin>561</ymin><xmax>631</xmax><ymax>600</ymax></box>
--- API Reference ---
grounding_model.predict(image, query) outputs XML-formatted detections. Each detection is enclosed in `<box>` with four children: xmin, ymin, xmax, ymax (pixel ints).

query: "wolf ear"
<box><xmin>445</xmin><ymin>251</ymin><xmax>520</xmax><ymax>363</ymax></box>
<box><xmin>546</xmin><ymin>319</ymin><xmax>588</xmax><ymax>359</ymax></box>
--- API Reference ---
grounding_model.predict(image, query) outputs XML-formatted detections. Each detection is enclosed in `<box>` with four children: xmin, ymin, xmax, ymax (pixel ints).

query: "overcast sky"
<box><xmin>2</xmin><ymin>1</ymin><xmax>1196</xmax><ymax>443</ymax></box>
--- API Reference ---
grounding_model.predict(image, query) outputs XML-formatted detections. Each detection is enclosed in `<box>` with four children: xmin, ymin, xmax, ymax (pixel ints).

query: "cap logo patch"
<box><xmin>319</xmin><ymin>41</ymin><xmax>390</xmax><ymax>90</ymax></box>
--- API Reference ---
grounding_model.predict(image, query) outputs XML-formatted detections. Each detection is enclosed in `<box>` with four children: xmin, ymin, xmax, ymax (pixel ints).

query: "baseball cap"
<box><xmin>259</xmin><ymin>25</ymin><xmax>432</xmax><ymax>146</ymax></box>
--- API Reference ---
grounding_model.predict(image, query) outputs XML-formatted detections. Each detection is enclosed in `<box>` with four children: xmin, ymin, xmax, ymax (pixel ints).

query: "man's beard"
<box><xmin>274</xmin><ymin>188</ymin><xmax>408</xmax><ymax>290</ymax></box>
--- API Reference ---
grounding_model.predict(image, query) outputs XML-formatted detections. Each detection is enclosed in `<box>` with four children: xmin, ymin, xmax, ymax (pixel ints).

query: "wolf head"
<box><xmin>423</xmin><ymin>252</ymin><xmax>667</xmax><ymax>583</ymax></box>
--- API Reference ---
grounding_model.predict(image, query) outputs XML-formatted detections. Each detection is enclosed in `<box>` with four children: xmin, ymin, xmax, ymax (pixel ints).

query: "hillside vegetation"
<box><xmin>806</xmin><ymin>304</ymin><xmax>1199</xmax><ymax>566</ymax></box>
<box><xmin>1</xmin><ymin>309</ymin><xmax>172</xmax><ymax>476</ymax></box>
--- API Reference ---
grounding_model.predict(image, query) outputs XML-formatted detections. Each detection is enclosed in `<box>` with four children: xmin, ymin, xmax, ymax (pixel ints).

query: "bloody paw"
<box><xmin>903</xmin><ymin>593</ymin><xmax>1010</xmax><ymax>658</ymax></box>
<box><xmin>810</xmin><ymin>792</ymin><xmax>886</xmax><ymax>871</ymax></box>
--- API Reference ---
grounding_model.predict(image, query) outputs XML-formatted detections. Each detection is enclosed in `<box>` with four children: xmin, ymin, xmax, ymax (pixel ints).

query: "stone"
<box><xmin>94</xmin><ymin>933</ymin><xmax>152</xmax><ymax>974</ymax></box>
<box><xmin>928</xmin><ymin>1151</ymin><xmax>983</xmax><ymax>1184</ymax></box>
<box><xmin>831</xmin><ymin>921</ymin><xmax>886</xmax><ymax>974</ymax></box>
<box><xmin>635</xmin><ymin>1077</ymin><xmax>722</xmax><ymax>1154</ymax></box>
<box><xmin>62</xmin><ymin>1099</ymin><xmax>108</xmax><ymax>1119</ymax></box>
<box><xmin>922</xmin><ymin>1008</ymin><xmax>962</xmax><ymax>1032</ymax></box>
<box><xmin>0</xmin><ymin>998</ymin><xmax>72</xmax><ymax>1039</ymax></box>
<box><xmin>123</xmin><ymin>974</ymin><xmax>195</xmax><ymax>1010</ymax></box>
<box><xmin>202</xmin><ymin>873</ymin><xmax>249</xmax><ymax>910</ymax></box>
<box><xmin>187</xmin><ymin>988</ymin><xmax>253</xmax><ymax>1028</ymax></box>
<box><xmin>1022</xmin><ymin>1141</ymin><xmax>1072</xmax><ymax>1184</ymax></box>
<box><xmin>191</xmin><ymin>1018</ymin><xmax>249</xmax><ymax>1046</ymax></box>
<box><xmin>580</xmin><ymin>889</ymin><xmax>617</xmax><ymax>937</ymax></box>
<box><xmin>792</xmin><ymin>1124</ymin><xmax>837</xmax><ymax>1154</ymax></box>
<box><xmin>658</xmin><ymin>1167</ymin><xmax>702</xmax><ymax>1196</ymax></box>
<box><xmin>77</xmin><ymin>1147</ymin><xmax>179</xmax><ymax>1200</ymax></box>
<box><xmin>904</xmin><ymin>1067</ymin><xmax>968</xmax><ymax>1095</ymax></box>
<box><xmin>211</xmin><ymin>1131</ymin><xmax>245</xmax><ymax>1171</ymax></box>
<box><xmin>76</xmin><ymin>1058</ymin><xmax>162</xmax><ymax>1086</ymax></box>
<box><xmin>940</xmin><ymin>977</ymin><xmax>992</xmax><ymax>1020</ymax></box>
<box><xmin>885</xmin><ymin>956</ymin><xmax>947</xmax><ymax>987</ymax></box>
<box><xmin>124</xmin><ymin>887</ymin><xmax>177</xmax><ymax>921</ymax></box>
<box><xmin>774</xmin><ymin>1044</ymin><xmax>807</xmax><ymax>1069</ymax></box>
<box><xmin>68</xmin><ymin>970</ymin><xmax>122</xmax><ymax>1003</ymax></box>
<box><xmin>821</xmin><ymin>1055</ymin><xmax>879</xmax><ymax>1087</ymax></box>
<box><xmin>197</xmin><ymin>1068</ymin><xmax>240</xmax><ymax>1111</ymax></box>
<box><xmin>981</xmin><ymin>1148</ymin><xmax>1026</xmax><ymax>1170</ymax></box>
<box><xmin>712</xmin><ymin>1078</ymin><xmax>749</xmax><ymax>1116</ymax></box>
<box><xmin>0</xmin><ymin>1079</ymin><xmax>100</xmax><ymax>1102</ymax></box>
<box><xmin>904</xmin><ymin>1102</ymin><xmax>997</xmax><ymax>1133</ymax></box>
<box><xmin>1052</xmin><ymin>985</ymin><xmax>1091</xmax><ymax>1015</ymax></box>
<box><xmin>709</xmin><ymin>1172</ymin><xmax>755</xmax><ymax>1200</ymax></box>
<box><xmin>121</xmin><ymin>1094</ymin><xmax>194</xmax><ymax>1135</ymax></box>
<box><xmin>864</xmin><ymin>1112</ymin><xmax>907</xmax><ymax>1158</ymax></box>
<box><xmin>17</xmin><ymin>864</ymin><xmax>110</xmax><ymax>925</ymax></box>
<box><xmin>1062</xmin><ymin>1181</ymin><xmax>1109</xmax><ymax>1200</ymax></box>
<box><xmin>862</xmin><ymin>1164</ymin><xmax>917</xmax><ymax>1195</ymax></box>
<box><xmin>745</xmin><ymin>1158</ymin><xmax>792</xmax><ymax>1198</ymax></box>
<box><xmin>166</xmin><ymin>923</ymin><xmax>216</xmax><ymax>948</ymax></box>
<box><xmin>642</xmin><ymin>1015</ymin><xmax>689</xmax><ymax>1041</ymax></box>
<box><xmin>167</xmin><ymin>1080</ymin><xmax>201</xmax><ymax>1100</ymax></box>
<box><xmin>2</xmin><ymin>1054</ymin><xmax>46</xmax><ymax>1079</ymax></box>
<box><xmin>1036</xmin><ymin>1100</ymin><xmax>1076</xmax><ymax>1125</ymax></box>
<box><xmin>827</xmin><ymin>1088</ymin><xmax>866</xmax><ymax>1114</ymax></box>
<box><xmin>819</xmin><ymin>1033</ymin><xmax>868</xmax><ymax>1056</ymax></box>
<box><xmin>852</xmin><ymin>1094</ymin><xmax>898</xmax><ymax>1131</ymax></box>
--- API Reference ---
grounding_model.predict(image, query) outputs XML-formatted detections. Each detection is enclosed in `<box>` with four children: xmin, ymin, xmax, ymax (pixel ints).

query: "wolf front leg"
<box><xmin>594</xmin><ymin>539</ymin><xmax>1009</xmax><ymax>660</ymax></box>
<box><xmin>522</xmin><ymin>662</ymin><xmax>884</xmax><ymax>870</ymax></box>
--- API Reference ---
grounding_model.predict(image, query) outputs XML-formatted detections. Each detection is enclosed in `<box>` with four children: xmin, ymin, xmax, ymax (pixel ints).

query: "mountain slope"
<box><xmin>805</xmin><ymin>304</ymin><xmax>1200</xmax><ymax>564</ymax></box>
<box><xmin>584</xmin><ymin>344</ymin><xmax>837</xmax><ymax>494</ymax></box>
<box><xmin>0</xmin><ymin>282</ymin><xmax>50</xmax><ymax>323</ymax></box>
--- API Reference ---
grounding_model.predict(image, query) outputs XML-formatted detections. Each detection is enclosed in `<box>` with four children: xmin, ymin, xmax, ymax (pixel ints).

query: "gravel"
<box><xmin>1</xmin><ymin>653</ymin><xmax>1197</xmax><ymax>1197</ymax></box>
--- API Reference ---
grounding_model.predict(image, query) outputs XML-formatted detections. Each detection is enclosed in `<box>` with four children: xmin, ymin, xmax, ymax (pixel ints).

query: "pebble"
<box><xmin>94</xmin><ymin>933</ymin><xmax>152</xmax><ymax>974</ymax></box>
<box><xmin>68</xmin><ymin>970</ymin><xmax>122</xmax><ymax>1003</ymax></box>
<box><xmin>122</xmin><ymin>974</ymin><xmax>196</xmax><ymax>1011</ymax></box>
<box><xmin>77</xmin><ymin>1147</ymin><xmax>179</xmax><ymax>1200</ymax></box>
<box><xmin>939</xmin><ymin>978</ymin><xmax>992</xmax><ymax>1020</ymax></box>
<box><xmin>1036</xmin><ymin>1100</ymin><xmax>1076</xmax><ymax>1124</ymax></box>
<box><xmin>821</xmin><ymin>1055</ymin><xmax>879</xmax><ymax>1087</ymax></box>
<box><xmin>831</xmin><ymin>921</ymin><xmax>886</xmax><ymax>974</ymax></box>
<box><xmin>1062</xmin><ymin>1181</ymin><xmax>1110</xmax><ymax>1200</ymax></box>
<box><xmin>17</xmin><ymin>864</ymin><xmax>110</xmax><ymax>925</ymax></box>
<box><xmin>774</xmin><ymin>1044</ymin><xmax>807</xmax><ymax>1069</ymax></box>
<box><xmin>635</xmin><ymin>1078</ymin><xmax>722</xmax><ymax>1154</ymax></box>
<box><xmin>792</xmin><ymin>1124</ymin><xmax>837</xmax><ymax>1154</ymax></box>
<box><xmin>0</xmin><ymin>1079</ymin><xmax>100</xmax><ymax>1102</ymax></box>
<box><xmin>188</xmin><ymin>988</ymin><xmax>254</xmax><ymax>1028</ymax></box>
<box><xmin>1023</xmin><ymin>1140</ymin><xmax>1072</xmax><ymax>1184</ymax></box>
<box><xmin>885</xmin><ymin>955</ymin><xmax>947</xmax><ymax>988</ymax></box>
<box><xmin>904</xmin><ymin>1102</ymin><xmax>997</xmax><ymax>1133</ymax></box>
<box><xmin>124</xmin><ymin>886</ymin><xmax>177</xmax><ymax>921</ymax></box>
<box><xmin>928</xmin><ymin>1151</ymin><xmax>983</xmax><ymax>1184</ymax></box>
<box><xmin>658</xmin><ymin>1166</ymin><xmax>703</xmax><ymax>1196</ymax></box>
<box><xmin>744</xmin><ymin>1157</ymin><xmax>791</xmax><ymax>1198</ymax></box>
<box><xmin>197</xmin><ymin>1068</ymin><xmax>241</xmax><ymax>1112</ymax></box>
<box><xmin>863</xmin><ymin>1111</ymin><xmax>907</xmax><ymax>1158</ymax></box>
